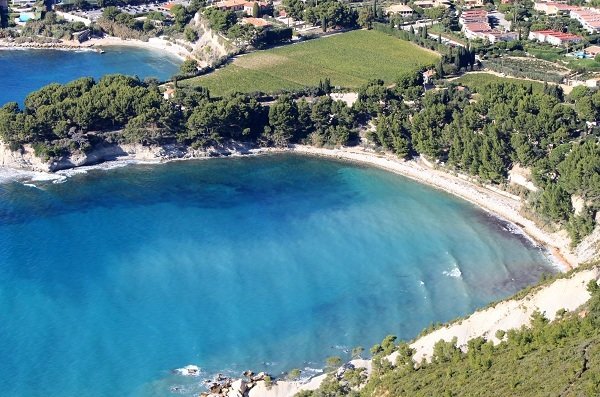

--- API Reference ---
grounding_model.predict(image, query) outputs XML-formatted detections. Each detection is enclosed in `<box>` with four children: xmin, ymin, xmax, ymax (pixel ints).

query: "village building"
<box><xmin>385</xmin><ymin>4</ymin><xmax>414</xmax><ymax>17</ymax></box>
<box><xmin>528</xmin><ymin>30</ymin><xmax>583</xmax><ymax>46</ymax></box>
<box><xmin>459</xmin><ymin>9</ymin><xmax>516</xmax><ymax>42</ymax></box>
<box><xmin>214</xmin><ymin>0</ymin><xmax>268</xmax><ymax>14</ymax></box>
<box><xmin>533</xmin><ymin>2</ymin><xmax>580</xmax><ymax>15</ymax></box>
<box><xmin>413</xmin><ymin>0</ymin><xmax>451</xmax><ymax>9</ymax></box>
<box><xmin>570</xmin><ymin>9</ymin><xmax>600</xmax><ymax>34</ymax></box>
<box><xmin>462</xmin><ymin>0</ymin><xmax>484</xmax><ymax>9</ymax></box>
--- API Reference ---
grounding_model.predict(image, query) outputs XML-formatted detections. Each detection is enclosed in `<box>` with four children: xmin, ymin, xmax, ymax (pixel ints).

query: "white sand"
<box><xmin>89</xmin><ymin>36</ymin><xmax>193</xmax><ymax>61</ymax></box>
<box><xmin>0</xmin><ymin>36</ymin><xmax>193</xmax><ymax>61</ymax></box>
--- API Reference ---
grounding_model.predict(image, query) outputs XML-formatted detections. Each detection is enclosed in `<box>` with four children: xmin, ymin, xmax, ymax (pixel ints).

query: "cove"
<box><xmin>0</xmin><ymin>155</ymin><xmax>556</xmax><ymax>397</ymax></box>
<box><xmin>0</xmin><ymin>46</ymin><xmax>181</xmax><ymax>106</ymax></box>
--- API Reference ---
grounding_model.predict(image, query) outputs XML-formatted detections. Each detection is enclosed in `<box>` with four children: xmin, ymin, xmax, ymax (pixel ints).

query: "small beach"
<box><xmin>0</xmin><ymin>35</ymin><xmax>192</xmax><ymax>61</ymax></box>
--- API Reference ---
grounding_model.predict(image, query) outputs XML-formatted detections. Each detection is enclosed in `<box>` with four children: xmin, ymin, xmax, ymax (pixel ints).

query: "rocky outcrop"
<box><xmin>0</xmin><ymin>141</ymin><xmax>268</xmax><ymax>174</ymax></box>
<box><xmin>192</xmin><ymin>15</ymin><xmax>236</xmax><ymax>66</ymax></box>
<box><xmin>200</xmin><ymin>371</ymin><xmax>270</xmax><ymax>397</ymax></box>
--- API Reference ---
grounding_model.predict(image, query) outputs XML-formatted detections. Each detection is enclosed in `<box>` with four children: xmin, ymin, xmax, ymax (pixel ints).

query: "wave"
<box><xmin>441</xmin><ymin>251</ymin><xmax>463</xmax><ymax>279</ymax></box>
<box><xmin>0</xmin><ymin>168</ymin><xmax>66</xmax><ymax>185</ymax></box>
<box><xmin>443</xmin><ymin>266</ymin><xmax>462</xmax><ymax>278</ymax></box>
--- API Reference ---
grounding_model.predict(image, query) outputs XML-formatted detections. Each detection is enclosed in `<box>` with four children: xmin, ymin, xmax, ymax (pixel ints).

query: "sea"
<box><xmin>0</xmin><ymin>155</ymin><xmax>557</xmax><ymax>397</ymax></box>
<box><xmin>0</xmin><ymin>45</ymin><xmax>181</xmax><ymax>106</ymax></box>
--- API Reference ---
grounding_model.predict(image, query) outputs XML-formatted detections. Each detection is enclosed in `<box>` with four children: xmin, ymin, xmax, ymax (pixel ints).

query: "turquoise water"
<box><xmin>0</xmin><ymin>155</ymin><xmax>555</xmax><ymax>397</ymax></box>
<box><xmin>0</xmin><ymin>46</ymin><xmax>181</xmax><ymax>106</ymax></box>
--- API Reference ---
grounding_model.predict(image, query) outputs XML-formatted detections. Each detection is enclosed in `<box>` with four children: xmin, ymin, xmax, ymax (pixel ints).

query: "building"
<box><xmin>462</xmin><ymin>0</ymin><xmax>484</xmax><ymax>9</ymax></box>
<box><xmin>459</xmin><ymin>9</ymin><xmax>489</xmax><ymax>26</ymax></box>
<box><xmin>570</xmin><ymin>9</ymin><xmax>600</xmax><ymax>34</ymax></box>
<box><xmin>214</xmin><ymin>0</ymin><xmax>267</xmax><ymax>14</ymax></box>
<box><xmin>163</xmin><ymin>87</ymin><xmax>176</xmax><ymax>100</ymax></box>
<box><xmin>413</xmin><ymin>0</ymin><xmax>450</xmax><ymax>9</ymax></box>
<box><xmin>528</xmin><ymin>30</ymin><xmax>583</xmax><ymax>46</ymax></box>
<box><xmin>386</xmin><ymin>4</ymin><xmax>414</xmax><ymax>17</ymax></box>
<box><xmin>533</xmin><ymin>2</ymin><xmax>580</xmax><ymax>15</ymax></box>
<box><xmin>459</xmin><ymin>9</ymin><xmax>516</xmax><ymax>42</ymax></box>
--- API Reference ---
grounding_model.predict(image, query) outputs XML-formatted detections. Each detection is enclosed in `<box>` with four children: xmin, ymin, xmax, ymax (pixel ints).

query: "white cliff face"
<box><xmin>0</xmin><ymin>144</ymin><xmax>51</xmax><ymax>172</ymax></box>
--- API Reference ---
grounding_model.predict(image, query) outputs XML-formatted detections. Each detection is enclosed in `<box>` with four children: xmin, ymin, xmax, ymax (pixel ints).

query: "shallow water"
<box><xmin>0</xmin><ymin>46</ymin><xmax>181</xmax><ymax>105</ymax></box>
<box><xmin>0</xmin><ymin>155</ymin><xmax>556</xmax><ymax>396</ymax></box>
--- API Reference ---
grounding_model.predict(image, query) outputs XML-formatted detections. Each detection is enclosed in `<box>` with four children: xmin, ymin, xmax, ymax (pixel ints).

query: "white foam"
<box><xmin>174</xmin><ymin>364</ymin><xmax>201</xmax><ymax>377</ymax></box>
<box><xmin>0</xmin><ymin>167</ymin><xmax>63</xmax><ymax>184</ymax></box>
<box><xmin>443</xmin><ymin>266</ymin><xmax>462</xmax><ymax>279</ymax></box>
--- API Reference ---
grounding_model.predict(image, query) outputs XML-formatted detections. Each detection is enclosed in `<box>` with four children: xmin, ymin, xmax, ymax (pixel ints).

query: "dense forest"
<box><xmin>297</xmin><ymin>271</ymin><xmax>600</xmax><ymax>397</ymax></box>
<box><xmin>0</xmin><ymin>71</ymin><xmax>598</xmax><ymax>243</ymax></box>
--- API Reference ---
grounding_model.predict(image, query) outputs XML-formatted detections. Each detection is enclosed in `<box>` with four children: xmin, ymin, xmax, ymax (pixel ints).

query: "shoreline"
<box><xmin>0</xmin><ymin>142</ymin><xmax>583</xmax><ymax>270</ymax></box>
<box><xmin>0</xmin><ymin>35</ymin><xmax>191</xmax><ymax>61</ymax></box>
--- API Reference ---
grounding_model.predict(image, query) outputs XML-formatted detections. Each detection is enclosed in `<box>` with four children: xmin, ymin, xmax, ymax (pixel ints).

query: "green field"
<box><xmin>454</xmin><ymin>72</ymin><xmax>545</xmax><ymax>92</ymax></box>
<box><xmin>183</xmin><ymin>30</ymin><xmax>439</xmax><ymax>96</ymax></box>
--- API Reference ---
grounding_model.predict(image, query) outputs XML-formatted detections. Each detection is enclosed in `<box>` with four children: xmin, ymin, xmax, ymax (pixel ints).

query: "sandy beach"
<box><xmin>0</xmin><ymin>35</ymin><xmax>192</xmax><ymax>61</ymax></box>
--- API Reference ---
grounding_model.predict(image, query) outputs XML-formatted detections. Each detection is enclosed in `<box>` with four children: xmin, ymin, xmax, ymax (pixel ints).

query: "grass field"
<box><xmin>454</xmin><ymin>72</ymin><xmax>545</xmax><ymax>92</ymax></box>
<box><xmin>183</xmin><ymin>30</ymin><xmax>439</xmax><ymax>96</ymax></box>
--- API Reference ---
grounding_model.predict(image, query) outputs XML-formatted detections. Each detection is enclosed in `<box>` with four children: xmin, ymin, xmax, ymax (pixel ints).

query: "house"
<box><xmin>413</xmin><ymin>0</ymin><xmax>450</xmax><ymax>9</ymax></box>
<box><xmin>242</xmin><ymin>17</ymin><xmax>272</xmax><ymax>28</ymax></box>
<box><xmin>528</xmin><ymin>30</ymin><xmax>583</xmax><ymax>46</ymax></box>
<box><xmin>423</xmin><ymin>69</ymin><xmax>436</xmax><ymax>84</ymax></box>
<box><xmin>533</xmin><ymin>2</ymin><xmax>580</xmax><ymax>15</ymax></box>
<box><xmin>570</xmin><ymin>9</ymin><xmax>600</xmax><ymax>34</ymax></box>
<box><xmin>459</xmin><ymin>9</ymin><xmax>488</xmax><ymax>26</ymax></box>
<box><xmin>163</xmin><ymin>87</ymin><xmax>176</xmax><ymax>100</ymax></box>
<box><xmin>386</xmin><ymin>4</ymin><xmax>414</xmax><ymax>17</ymax></box>
<box><xmin>214</xmin><ymin>0</ymin><xmax>246</xmax><ymax>11</ymax></box>
<box><xmin>459</xmin><ymin>9</ymin><xmax>516</xmax><ymax>42</ymax></box>
<box><xmin>462</xmin><ymin>0</ymin><xmax>484</xmax><ymax>9</ymax></box>
<box><xmin>214</xmin><ymin>0</ymin><xmax>268</xmax><ymax>14</ymax></box>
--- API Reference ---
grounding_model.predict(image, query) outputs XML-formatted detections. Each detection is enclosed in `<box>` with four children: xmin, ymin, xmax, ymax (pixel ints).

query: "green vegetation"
<box><xmin>298</xmin><ymin>275</ymin><xmax>600</xmax><ymax>397</ymax></box>
<box><xmin>483</xmin><ymin>57</ymin><xmax>568</xmax><ymax>84</ymax></box>
<box><xmin>454</xmin><ymin>73</ymin><xmax>545</xmax><ymax>92</ymax></box>
<box><xmin>182</xmin><ymin>30</ymin><xmax>439</xmax><ymax>96</ymax></box>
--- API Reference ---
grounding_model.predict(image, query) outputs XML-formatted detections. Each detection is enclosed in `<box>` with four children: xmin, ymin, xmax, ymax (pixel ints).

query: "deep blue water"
<box><xmin>0</xmin><ymin>155</ymin><xmax>555</xmax><ymax>397</ymax></box>
<box><xmin>0</xmin><ymin>46</ymin><xmax>181</xmax><ymax>106</ymax></box>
